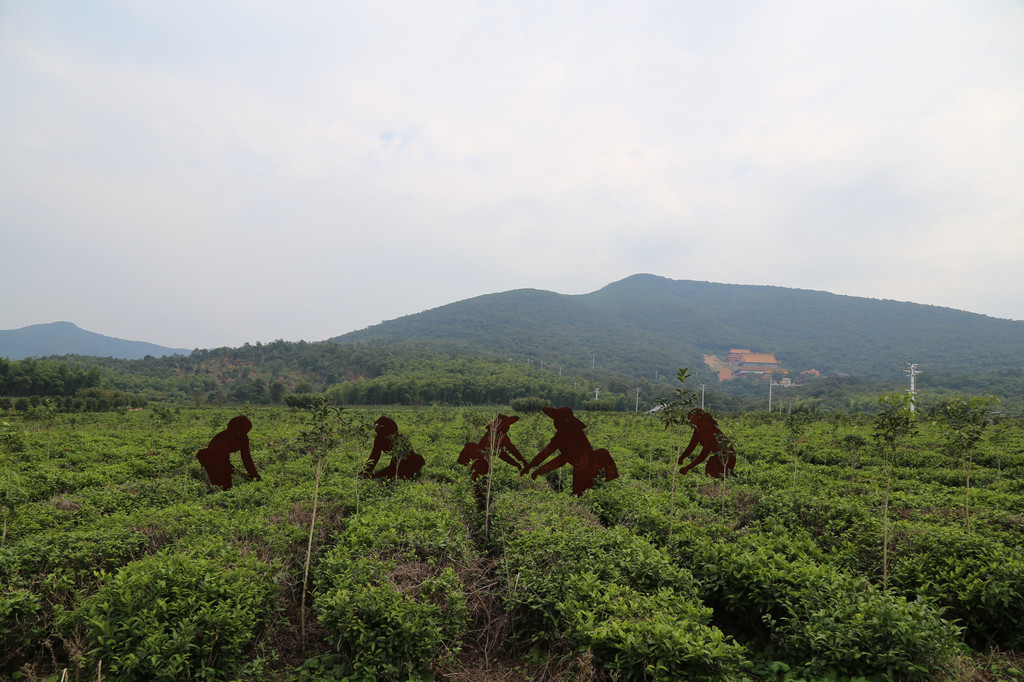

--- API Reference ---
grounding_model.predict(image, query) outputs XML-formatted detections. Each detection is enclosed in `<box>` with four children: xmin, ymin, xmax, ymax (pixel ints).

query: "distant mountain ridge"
<box><xmin>7</xmin><ymin>276</ymin><xmax>1023</xmax><ymax>383</ymax></box>
<box><xmin>332</xmin><ymin>274</ymin><xmax>1024</xmax><ymax>381</ymax></box>
<box><xmin>0</xmin><ymin>322</ymin><xmax>189</xmax><ymax>360</ymax></box>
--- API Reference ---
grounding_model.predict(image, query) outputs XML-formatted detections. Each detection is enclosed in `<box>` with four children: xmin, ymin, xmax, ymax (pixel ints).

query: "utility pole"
<box><xmin>768</xmin><ymin>378</ymin><xmax>773</xmax><ymax>413</ymax></box>
<box><xmin>699</xmin><ymin>384</ymin><xmax>706</xmax><ymax>410</ymax></box>
<box><xmin>594</xmin><ymin>388</ymin><xmax>600</xmax><ymax>400</ymax></box>
<box><xmin>904</xmin><ymin>362</ymin><xmax>919</xmax><ymax>413</ymax></box>
<box><xmin>635</xmin><ymin>387</ymin><xmax>641</xmax><ymax>412</ymax></box>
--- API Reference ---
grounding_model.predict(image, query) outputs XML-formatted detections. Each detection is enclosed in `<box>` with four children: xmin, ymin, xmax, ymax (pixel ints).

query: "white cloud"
<box><xmin>2</xmin><ymin>0</ymin><xmax>1023</xmax><ymax>348</ymax></box>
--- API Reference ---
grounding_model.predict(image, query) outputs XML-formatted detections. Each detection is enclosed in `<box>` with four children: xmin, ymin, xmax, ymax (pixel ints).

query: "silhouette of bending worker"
<box><xmin>678</xmin><ymin>408</ymin><xmax>736</xmax><ymax>479</ymax></box>
<box><xmin>363</xmin><ymin>416</ymin><xmax>424</xmax><ymax>480</ymax></box>
<box><xmin>196</xmin><ymin>415</ymin><xmax>261</xmax><ymax>491</ymax></box>
<box><xmin>459</xmin><ymin>413</ymin><xmax>529</xmax><ymax>475</ymax></box>
<box><xmin>458</xmin><ymin>414</ymin><xmax>527</xmax><ymax>504</ymax></box>
<box><xmin>520</xmin><ymin>406</ymin><xmax>618</xmax><ymax>496</ymax></box>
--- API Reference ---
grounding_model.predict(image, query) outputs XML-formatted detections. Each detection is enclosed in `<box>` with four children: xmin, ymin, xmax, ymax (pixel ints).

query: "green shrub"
<box><xmin>316</xmin><ymin>558</ymin><xmax>467</xmax><ymax>680</ymax></box>
<box><xmin>561</xmin><ymin>573</ymin><xmax>748</xmax><ymax>680</ymax></box>
<box><xmin>314</xmin><ymin>483</ymin><xmax>471</xmax><ymax>680</ymax></box>
<box><xmin>0</xmin><ymin>587</ymin><xmax>42</xmax><ymax>673</ymax></box>
<box><xmin>493</xmin><ymin>489</ymin><xmax>749</xmax><ymax>679</ymax></box>
<box><xmin>65</xmin><ymin>542</ymin><xmax>277</xmax><ymax>681</ymax></box>
<box><xmin>694</xmin><ymin>531</ymin><xmax>962</xmax><ymax>680</ymax></box>
<box><xmin>509</xmin><ymin>396</ymin><xmax>550</xmax><ymax>413</ymax></box>
<box><xmin>889</xmin><ymin>524</ymin><xmax>1024</xmax><ymax>651</ymax></box>
<box><xmin>0</xmin><ymin>527</ymin><xmax>151</xmax><ymax>595</ymax></box>
<box><xmin>778</xmin><ymin>584</ymin><xmax>965</xmax><ymax>680</ymax></box>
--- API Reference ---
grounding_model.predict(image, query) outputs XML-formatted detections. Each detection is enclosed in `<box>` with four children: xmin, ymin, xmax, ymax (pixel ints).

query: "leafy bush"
<box><xmin>693</xmin><ymin>531</ymin><xmax>962</xmax><ymax>680</ymax></box>
<box><xmin>64</xmin><ymin>542</ymin><xmax>277</xmax><ymax>681</ymax></box>
<box><xmin>314</xmin><ymin>483</ymin><xmax>471</xmax><ymax>680</ymax></box>
<box><xmin>1</xmin><ymin>527</ymin><xmax>151</xmax><ymax>595</ymax></box>
<box><xmin>509</xmin><ymin>396</ymin><xmax>550</xmax><ymax>413</ymax></box>
<box><xmin>316</xmin><ymin>558</ymin><xmax>467</xmax><ymax>680</ymax></box>
<box><xmin>0</xmin><ymin>587</ymin><xmax>42</xmax><ymax>674</ymax></box>
<box><xmin>889</xmin><ymin>524</ymin><xmax>1024</xmax><ymax>651</ymax></box>
<box><xmin>493</xmin><ymin>489</ymin><xmax>749</xmax><ymax>679</ymax></box>
<box><xmin>561</xmin><ymin>573</ymin><xmax>748</xmax><ymax>680</ymax></box>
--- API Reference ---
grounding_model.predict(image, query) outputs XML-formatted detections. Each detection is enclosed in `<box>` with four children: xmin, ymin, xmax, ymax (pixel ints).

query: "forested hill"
<box><xmin>332</xmin><ymin>274</ymin><xmax>1024</xmax><ymax>382</ymax></box>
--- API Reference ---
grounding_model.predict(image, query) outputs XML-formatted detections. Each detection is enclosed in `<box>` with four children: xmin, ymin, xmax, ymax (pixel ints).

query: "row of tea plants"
<box><xmin>1</xmin><ymin>402</ymin><xmax>1023</xmax><ymax>680</ymax></box>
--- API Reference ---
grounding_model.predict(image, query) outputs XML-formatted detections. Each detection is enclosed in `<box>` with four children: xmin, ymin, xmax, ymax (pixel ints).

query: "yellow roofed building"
<box><xmin>723</xmin><ymin>348</ymin><xmax>785</xmax><ymax>378</ymax></box>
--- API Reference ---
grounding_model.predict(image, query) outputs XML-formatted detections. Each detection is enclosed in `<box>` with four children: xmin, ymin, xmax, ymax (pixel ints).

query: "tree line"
<box><xmin>4</xmin><ymin>339</ymin><xmax>1024</xmax><ymax>415</ymax></box>
<box><xmin>0</xmin><ymin>358</ymin><xmax>101</xmax><ymax>397</ymax></box>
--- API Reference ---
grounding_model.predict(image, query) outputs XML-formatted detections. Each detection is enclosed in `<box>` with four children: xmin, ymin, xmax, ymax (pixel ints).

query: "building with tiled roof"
<box><xmin>724</xmin><ymin>348</ymin><xmax>785</xmax><ymax>378</ymax></box>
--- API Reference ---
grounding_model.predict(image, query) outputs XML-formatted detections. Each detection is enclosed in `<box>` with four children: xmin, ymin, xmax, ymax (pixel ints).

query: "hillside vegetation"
<box><xmin>333</xmin><ymin>274</ymin><xmax>1024</xmax><ymax>381</ymax></box>
<box><xmin>3</xmin><ymin>275</ymin><xmax>1024</xmax><ymax>415</ymax></box>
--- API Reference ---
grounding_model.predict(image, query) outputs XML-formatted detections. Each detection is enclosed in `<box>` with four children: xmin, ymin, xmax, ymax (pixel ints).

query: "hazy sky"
<box><xmin>3</xmin><ymin>1</ymin><xmax>1023</xmax><ymax>350</ymax></box>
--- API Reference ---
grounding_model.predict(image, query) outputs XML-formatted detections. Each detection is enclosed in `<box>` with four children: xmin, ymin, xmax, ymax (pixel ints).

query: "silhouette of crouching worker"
<box><xmin>520</xmin><ymin>406</ymin><xmax>618</xmax><ymax>496</ymax></box>
<box><xmin>362</xmin><ymin>416</ymin><xmax>424</xmax><ymax>481</ymax></box>
<box><xmin>196</xmin><ymin>415</ymin><xmax>261</xmax><ymax>491</ymax></box>
<box><xmin>678</xmin><ymin>408</ymin><xmax>736</xmax><ymax>479</ymax></box>
<box><xmin>458</xmin><ymin>414</ymin><xmax>527</xmax><ymax>507</ymax></box>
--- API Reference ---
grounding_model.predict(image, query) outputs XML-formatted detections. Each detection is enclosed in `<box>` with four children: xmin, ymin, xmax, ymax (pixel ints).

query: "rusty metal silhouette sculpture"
<box><xmin>520</xmin><ymin>406</ymin><xmax>618</xmax><ymax>496</ymax></box>
<box><xmin>678</xmin><ymin>408</ymin><xmax>736</xmax><ymax>479</ymax></box>
<box><xmin>362</xmin><ymin>415</ymin><xmax>424</xmax><ymax>481</ymax></box>
<box><xmin>196</xmin><ymin>415</ymin><xmax>261</xmax><ymax>491</ymax></box>
<box><xmin>458</xmin><ymin>414</ymin><xmax>528</xmax><ymax>505</ymax></box>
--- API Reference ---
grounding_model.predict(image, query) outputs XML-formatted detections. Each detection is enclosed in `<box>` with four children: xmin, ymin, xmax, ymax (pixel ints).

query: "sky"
<box><xmin>2</xmin><ymin>1</ymin><xmax>1023</xmax><ymax>350</ymax></box>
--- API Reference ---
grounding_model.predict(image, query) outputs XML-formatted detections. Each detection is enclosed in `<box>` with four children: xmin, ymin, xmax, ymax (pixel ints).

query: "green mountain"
<box><xmin>332</xmin><ymin>274</ymin><xmax>1024</xmax><ymax>383</ymax></box>
<box><xmin>0</xmin><ymin>322</ymin><xmax>190</xmax><ymax>360</ymax></box>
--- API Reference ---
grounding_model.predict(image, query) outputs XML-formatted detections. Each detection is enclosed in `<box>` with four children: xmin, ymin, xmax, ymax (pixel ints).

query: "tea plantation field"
<box><xmin>2</xmin><ymin>406</ymin><xmax>1023</xmax><ymax>680</ymax></box>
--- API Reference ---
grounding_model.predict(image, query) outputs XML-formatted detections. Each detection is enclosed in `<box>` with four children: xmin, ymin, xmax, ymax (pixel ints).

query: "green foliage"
<box><xmin>0</xmin><ymin>587</ymin><xmax>42</xmax><ymax>673</ymax></box>
<box><xmin>509</xmin><ymin>396</ymin><xmax>550</xmax><ymax>412</ymax></box>
<box><xmin>655</xmin><ymin>368</ymin><xmax>696</xmax><ymax>430</ymax></box>
<box><xmin>0</xmin><ymin>357</ymin><xmax>101</xmax><ymax>397</ymax></box>
<box><xmin>938</xmin><ymin>393</ymin><xmax>999</xmax><ymax>534</ymax></box>
<box><xmin>939</xmin><ymin>394</ymin><xmax>998</xmax><ymax>459</ymax></box>
<box><xmin>691</xmin><ymin>531</ymin><xmax>962</xmax><ymax>680</ymax></box>
<box><xmin>889</xmin><ymin>524</ymin><xmax>1024</xmax><ymax>651</ymax></box>
<box><xmin>64</xmin><ymin>541</ymin><xmax>277</xmax><ymax>682</ymax></box>
<box><xmin>872</xmin><ymin>391</ymin><xmax>918</xmax><ymax>454</ymax></box>
<box><xmin>561</xmin><ymin>573</ymin><xmax>748</xmax><ymax>681</ymax></box>
<box><xmin>298</xmin><ymin>396</ymin><xmax>372</xmax><ymax>464</ymax></box>
<box><xmin>873</xmin><ymin>391</ymin><xmax>918</xmax><ymax>588</ymax></box>
<box><xmin>283</xmin><ymin>392</ymin><xmax>322</xmax><ymax>409</ymax></box>
<box><xmin>316</xmin><ymin>560</ymin><xmax>467</xmax><ymax>680</ymax></box>
<box><xmin>314</xmin><ymin>484</ymin><xmax>471</xmax><ymax>679</ymax></box>
<box><xmin>492</xmin><ymin>489</ymin><xmax>749</xmax><ymax>679</ymax></box>
<box><xmin>3</xmin><ymin>404</ymin><xmax>1023</xmax><ymax>679</ymax></box>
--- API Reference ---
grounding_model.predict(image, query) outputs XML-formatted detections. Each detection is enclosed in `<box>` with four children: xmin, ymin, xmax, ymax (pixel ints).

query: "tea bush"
<box><xmin>314</xmin><ymin>483</ymin><xmax>471</xmax><ymax>680</ymax></box>
<box><xmin>560</xmin><ymin>572</ymin><xmax>748</xmax><ymax>681</ymax></box>
<box><xmin>64</xmin><ymin>541</ymin><xmax>278</xmax><ymax>681</ymax></box>
<box><xmin>889</xmin><ymin>523</ymin><xmax>1024</xmax><ymax>651</ymax></box>
<box><xmin>692</xmin><ymin>531</ymin><xmax>962</xmax><ymax>680</ymax></box>
<box><xmin>0</xmin><ymin>587</ymin><xmax>42</xmax><ymax>674</ymax></box>
<box><xmin>492</xmin><ymin>489</ymin><xmax>749</xmax><ymax>680</ymax></box>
